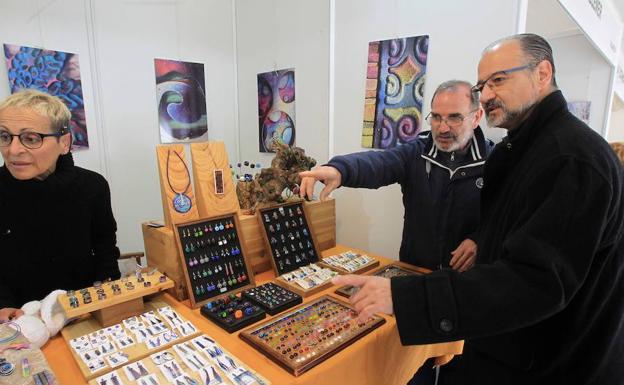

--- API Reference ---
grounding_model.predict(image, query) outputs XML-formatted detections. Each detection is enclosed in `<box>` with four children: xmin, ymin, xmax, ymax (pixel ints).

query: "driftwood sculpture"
<box><xmin>237</xmin><ymin>142</ymin><xmax>316</xmax><ymax>212</ymax></box>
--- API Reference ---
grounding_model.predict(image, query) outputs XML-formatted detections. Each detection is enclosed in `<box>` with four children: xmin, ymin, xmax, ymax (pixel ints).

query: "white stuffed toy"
<box><xmin>13</xmin><ymin>290</ymin><xmax>68</xmax><ymax>349</ymax></box>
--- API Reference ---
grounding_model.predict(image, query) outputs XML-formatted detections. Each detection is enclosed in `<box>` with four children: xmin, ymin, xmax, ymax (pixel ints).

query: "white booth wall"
<box><xmin>326</xmin><ymin>0</ymin><xmax>517</xmax><ymax>258</ymax></box>
<box><xmin>0</xmin><ymin>0</ymin><xmax>239</xmax><ymax>254</ymax></box>
<box><xmin>548</xmin><ymin>33</ymin><xmax>612</xmax><ymax>135</ymax></box>
<box><xmin>0</xmin><ymin>0</ymin><xmax>620</xmax><ymax>262</ymax></box>
<box><xmin>235</xmin><ymin>0</ymin><xmax>330</xmax><ymax>170</ymax></box>
<box><xmin>610</xmin><ymin>97</ymin><xmax>624</xmax><ymax>142</ymax></box>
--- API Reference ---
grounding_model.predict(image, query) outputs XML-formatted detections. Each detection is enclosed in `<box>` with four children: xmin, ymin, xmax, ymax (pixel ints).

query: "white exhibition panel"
<box><xmin>0</xmin><ymin>0</ymin><xmax>239</xmax><ymax>254</ymax></box>
<box><xmin>550</xmin><ymin>34</ymin><xmax>612</xmax><ymax>136</ymax></box>
<box><xmin>330</xmin><ymin>0</ymin><xmax>518</xmax><ymax>259</ymax></box>
<box><xmin>234</xmin><ymin>0</ymin><xmax>330</xmax><ymax>170</ymax></box>
<box><xmin>0</xmin><ymin>0</ymin><xmax>621</xmax><ymax>261</ymax></box>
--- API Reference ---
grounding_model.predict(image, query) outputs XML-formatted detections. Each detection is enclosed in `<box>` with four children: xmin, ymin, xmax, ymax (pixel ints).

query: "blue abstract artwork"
<box><xmin>4</xmin><ymin>44</ymin><xmax>89</xmax><ymax>149</ymax></box>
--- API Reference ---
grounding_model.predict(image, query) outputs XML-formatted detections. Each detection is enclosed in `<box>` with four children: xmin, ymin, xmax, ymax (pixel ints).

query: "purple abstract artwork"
<box><xmin>257</xmin><ymin>68</ymin><xmax>295</xmax><ymax>152</ymax></box>
<box><xmin>363</xmin><ymin>35</ymin><xmax>429</xmax><ymax>149</ymax></box>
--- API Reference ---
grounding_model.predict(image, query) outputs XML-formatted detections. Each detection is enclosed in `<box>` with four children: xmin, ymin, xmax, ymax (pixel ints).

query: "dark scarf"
<box><xmin>0</xmin><ymin>153</ymin><xmax>77</xmax><ymax>198</ymax></box>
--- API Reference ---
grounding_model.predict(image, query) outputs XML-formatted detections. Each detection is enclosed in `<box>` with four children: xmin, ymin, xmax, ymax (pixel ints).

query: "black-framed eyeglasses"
<box><xmin>425</xmin><ymin>109</ymin><xmax>478</xmax><ymax>128</ymax></box>
<box><xmin>0</xmin><ymin>128</ymin><xmax>68</xmax><ymax>149</ymax></box>
<box><xmin>471</xmin><ymin>64</ymin><xmax>533</xmax><ymax>94</ymax></box>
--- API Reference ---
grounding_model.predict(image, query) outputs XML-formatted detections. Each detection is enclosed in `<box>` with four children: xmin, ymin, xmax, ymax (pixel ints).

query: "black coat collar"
<box><xmin>502</xmin><ymin>90</ymin><xmax>568</xmax><ymax>155</ymax></box>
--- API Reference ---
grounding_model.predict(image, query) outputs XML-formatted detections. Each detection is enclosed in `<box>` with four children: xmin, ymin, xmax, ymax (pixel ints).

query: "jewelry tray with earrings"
<box><xmin>174</xmin><ymin>213</ymin><xmax>256</xmax><ymax>310</ymax></box>
<box><xmin>239</xmin><ymin>295</ymin><xmax>386</xmax><ymax>376</ymax></box>
<box><xmin>257</xmin><ymin>201</ymin><xmax>334</xmax><ymax>297</ymax></box>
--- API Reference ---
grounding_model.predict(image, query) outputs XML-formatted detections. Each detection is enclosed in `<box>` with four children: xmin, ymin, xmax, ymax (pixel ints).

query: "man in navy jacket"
<box><xmin>300</xmin><ymin>80</ymin><xmax>494</xmax><ymax>272</ymax></box>
<box><xmin>335</xmin><ymin>33</ymin><xmax>624</xmax><ymax>384</ymax></box>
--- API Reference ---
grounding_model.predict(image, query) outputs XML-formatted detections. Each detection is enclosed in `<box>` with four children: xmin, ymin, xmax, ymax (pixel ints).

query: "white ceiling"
<box><xmin>526</xmin><ymin>0</ymin><xmax>581</xmax><ymax>39</ymax></box>
<box><xmin>527</xmin><ymin>0</ymin><xmax>624</xmax><ymax>55</ymax></box>
<box><xmin>613</xmin><ymin>0</ymin><xmax>624</xmax><ymax>21</ymax></box>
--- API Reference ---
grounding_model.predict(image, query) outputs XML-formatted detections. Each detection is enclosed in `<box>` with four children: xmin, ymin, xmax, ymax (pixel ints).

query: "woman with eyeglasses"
<box><xmin>0</xmin><ymin>89</ymin><xmax>120</xmax><ymax>322</ymax></box>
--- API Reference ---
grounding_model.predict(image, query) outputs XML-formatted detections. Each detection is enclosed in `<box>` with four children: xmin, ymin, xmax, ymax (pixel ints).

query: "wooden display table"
<box><xmin>42</xmin><ymin>245</ymin><xmax>463</xmax><ymax>385</ymax></box>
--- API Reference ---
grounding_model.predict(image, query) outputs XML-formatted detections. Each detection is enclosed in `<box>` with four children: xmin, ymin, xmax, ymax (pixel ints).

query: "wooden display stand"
<box><xmin>190</xmin><ymin>141</ymin><xmax>240</xmax><ymax>217</ymax></box>
<box><xmin>142</xmin><ymin>199</ymin><xmax>336</xmax><ymax>301</ymax></box>
<box><xmin>255</xmin><ymin>200</ymin><xmax>323</xmax><ymax>276</ymax></box>
<box><xmin>57</xmin><ymin>271</ymin><xmax>174</xmax><ymax>327</ymax></box>
<box><xmin>61</xmin><ymin>300</ymin><xmax>200</xmax><ymax>381</ymax></box>
<box><xmin>156</xmin><ymin>144</ymin><xmax>199</xmax><ymax>228</ymax></box>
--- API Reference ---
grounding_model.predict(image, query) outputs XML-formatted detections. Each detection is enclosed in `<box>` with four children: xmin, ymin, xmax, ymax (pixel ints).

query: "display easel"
<box><xmin>156</xmin><ymin>145</ymin><xmax>199</xmax><ymax>228</ymax></box>
<box><xmin>190</xmin><ymin>141</ymin><xmax>240</xmax><ymax>217</ymax></box>
<box><xmin>256</xmin><ymin>200</ymin><xmax>323</xmax><ymax>276</ymax></box>
<box><xmin>256</xmin><ymin>201</ymin><xmax>335</xmax><ymax>297</ymax></box>
<box><xmin>172</xmin><ymin>213</ymin><xmax>256</xmax><ymax>309</ymax></box>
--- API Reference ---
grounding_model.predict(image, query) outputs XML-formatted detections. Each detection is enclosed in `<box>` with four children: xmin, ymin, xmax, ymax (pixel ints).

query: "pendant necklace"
<box><xmin>201</xmin><ymin>144</ymin><xmax>225</xmax><ymax>195</ymax></box>
<box><xmin>166</xmin><ymin>149</ymin><xmax>192</xmax><ymax>213</ymax></box>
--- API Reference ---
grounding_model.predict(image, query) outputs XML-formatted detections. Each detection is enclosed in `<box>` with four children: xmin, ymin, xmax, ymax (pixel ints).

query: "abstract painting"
<box><xmin>4</xmin><ymin>44</ymin><xmax>89</xmax><ymax>149</ymax></box>
<box><xmin>362</xmin><ymin>35</ymin><xmax>429</xmax><ymax>148</ymax></box>
<box><xmin>154</xmin><ymin>58</ymin><xmax>208</xmax><ymax>143</ymax></box>
<box><xmin>257</xmin><ymin>68</ymin><xmax>295</xmax><ymax>152</ymax></box>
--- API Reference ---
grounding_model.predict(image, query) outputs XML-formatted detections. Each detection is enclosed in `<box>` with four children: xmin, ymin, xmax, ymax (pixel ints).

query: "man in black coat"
<box><xmin>300</xmin><ymin>80</ymin><xmax>493</xmax><ymax>272</ymax></box>
<box><xmin>335</xmin><ymin>33</ymin><xmax>624</xmax><ymax>384</ymax></box>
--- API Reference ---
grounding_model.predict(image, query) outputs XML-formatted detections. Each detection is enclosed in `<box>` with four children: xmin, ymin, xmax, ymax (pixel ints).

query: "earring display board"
<box><xmin>242</xmin><ymin>282</ymin><xmax>302</xmax><ymax>316</ymax></box>
<box><xmin>190</xmin><ymin>141</ymin><xmax>240</xmax><ymax>218</ymax></box>
<box><xmin>156</xmin><ymin>145</ymin><xmax>200</xmax><ymax>229</ymax></box>
<box><xmin>199</xmin><ymin>293</ymin><xmax>266</xmax><ymax>334</ymax></box>
<box><xmin>174</xmin><ymin>214</ymin><xmax>255</xmax><ymax>309</ymax></box>
<box><xmin>257</xmin><ymin>201</ymin><xmax>322</xmax><ymax>276</ymax></box>
<box><xmin>142</xmin><ymin>199</ymin><xmax>337</xmax><ymax>302</ymax></box>
<box><xmin>57</xmin><ymin>270</ymin><xmax>174</xmax><ymax>327</ymax></box>
<box><xmin>61</xmin><ymin>303</ymin><xmax>200</xmax><ymax>381</ymax></box>
<box><xmin>273</xmin><ymin>263</ymin><xmax>338</xmax><ymax>297</ymax></box>
<box><xmin>239</xmin><ymin>295</ymin><xmax>386</xmax><ymax>377</ymax></box>
<box><xmin>334</xmin><ymin>262</ymin><xmax>430</xmax><ymax>298</ymax></box>
<box><xmin>318</xmin><ymin>250</ymin><xmax>380</xmax><ymax>275</ymax></box>
<box><xmin>89</xmin><ymin>335</ymin><xmax>271</xmax><ymax>385</ymax></box>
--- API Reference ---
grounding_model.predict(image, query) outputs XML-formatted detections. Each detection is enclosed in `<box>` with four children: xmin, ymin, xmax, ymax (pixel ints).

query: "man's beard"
<box><xmin>484</xmin><ymin>99</ymin><xmax>535</xmax><ymax>129</ymax></box>
<box><xmin>434</xmin><ymin>130</ymin><xmax>473</xmax><ymax>152</ymax></box>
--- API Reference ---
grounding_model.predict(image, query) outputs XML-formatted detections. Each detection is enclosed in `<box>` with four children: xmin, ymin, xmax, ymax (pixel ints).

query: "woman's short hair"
<box><xmin>0</xmin><ymin>89</ymin><xmax>71</xmax><ymax>133</ymax></box>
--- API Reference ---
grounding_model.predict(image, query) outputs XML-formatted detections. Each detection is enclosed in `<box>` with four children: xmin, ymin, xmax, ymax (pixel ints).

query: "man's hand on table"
<box><xmin>332</xmin><ymin>275</ymin><xmax>393</xmax><ymax>322</ymax></box>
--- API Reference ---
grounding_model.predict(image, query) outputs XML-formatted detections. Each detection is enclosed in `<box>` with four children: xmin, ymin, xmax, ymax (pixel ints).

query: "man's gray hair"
<box><xmin>485</xmin><ymin>33</ymin><xmax>557</xmax><ymax>87</ymax></box>
<box><xmin>431</xmin><ymin>80</ymin><xmax>479</xmax><ymax>110</ymax></box>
